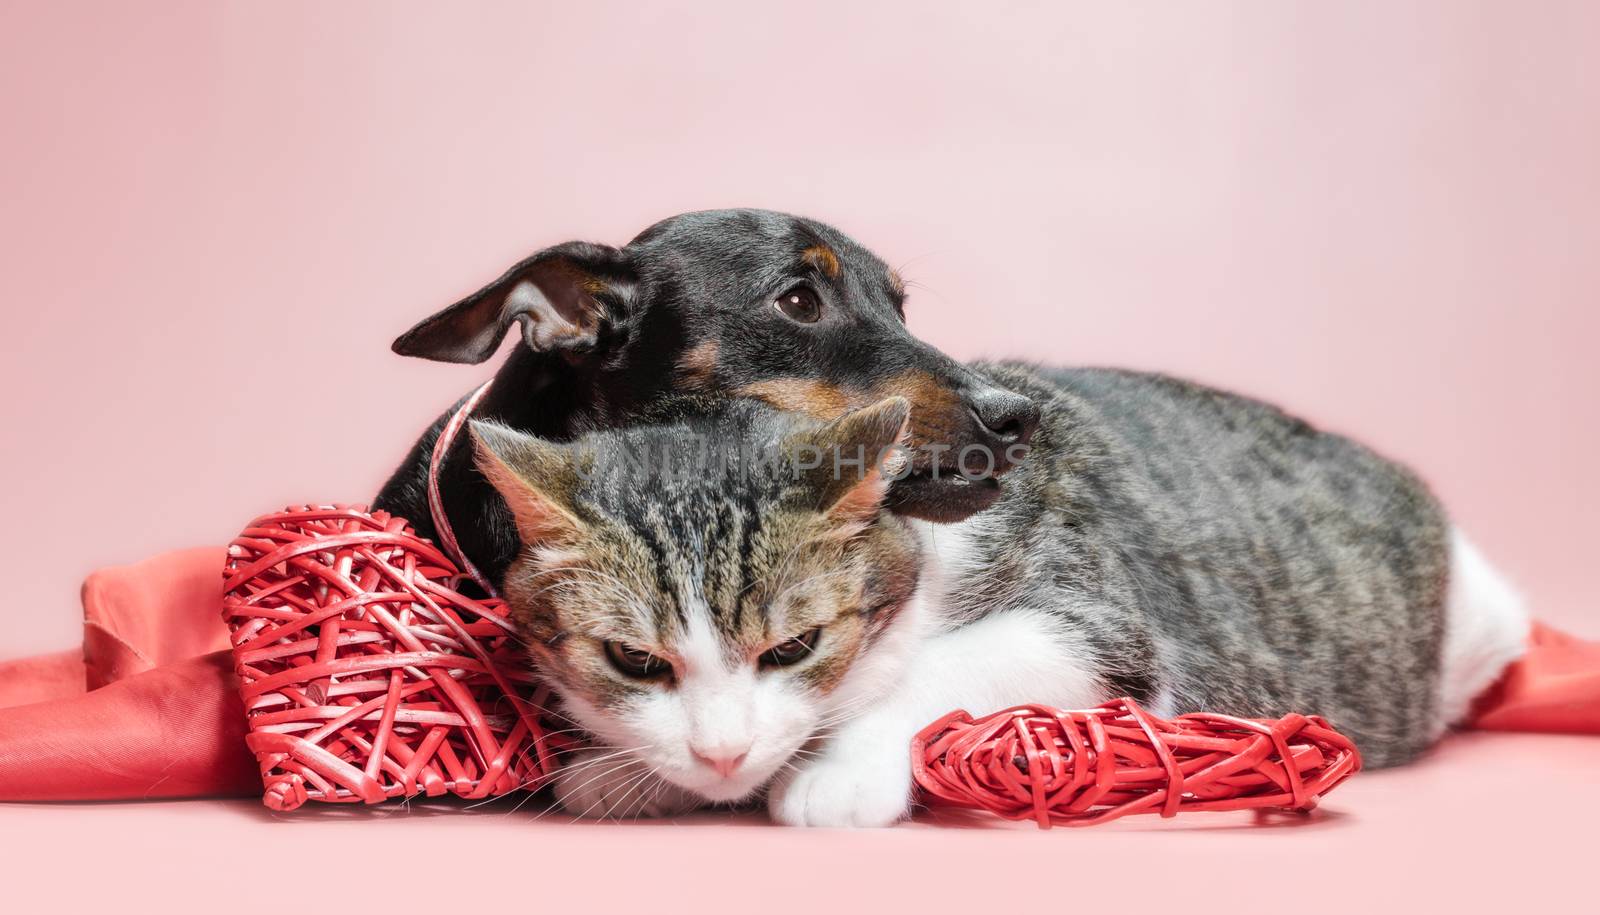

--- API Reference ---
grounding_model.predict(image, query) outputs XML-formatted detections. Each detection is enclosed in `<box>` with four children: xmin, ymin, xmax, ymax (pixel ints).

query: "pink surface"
<box><xmin>4</xmin><ymin>733</ymin><xmax>1599</xmax><ymax>912</ymax></box>
<box><xmin>1</xmin><ymin>2</ymin><xmax>1596</xmax><ymax>911</ymax></box>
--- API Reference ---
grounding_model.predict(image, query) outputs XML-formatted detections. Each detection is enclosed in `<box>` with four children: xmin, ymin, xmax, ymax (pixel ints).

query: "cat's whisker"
<box><xmin>813</xmin><ymin>711</ymin><xmax>865</xmax><ymax>732</ymax></box>
<box><xmin>812</xmin><ymin>696</ymin><xmax>876</xmax><ymax>730</ymax></box>
<box><xmin>570</xmin><ymin>760</ymin><xmax>655</xmax><ymax>822</ymax></box>
<box><xmin>640</xmin><ymin>771</ymin><xmax>675</xmax><ymax>818</ymax></box>
<box><xmin>618</xmin><ymin>770</ymin><xmax>660</xmax><ymax>820</ymax></box>
<box><xmin>460</xmin><ymin>739</ymin><xmax>638</xmax><ymax>812</ymax></box>
<box><xmin>533</xmin><ymin>741</ymin><xmax>637</xmax><ymax>773</ymax></box>
<box><xmin>532</xmin><ymin>757</ymin><xmax>644</xmax><ymax>822</ymax></box>
<box><xmin>504</xmin><ymin>781</ymin><xmax>548</xmax><ymax>817</ymax></box>
<box><xmin>546</xmin><ymin>746</ymin><xmax>647</xmax><ymax>782</ymax></box>
<box><xmin>602</xmin><ymin>766</ymin><xmax>660</xmax><ymax>822</ymax></box>
<box><xmin>524</xmin><ymin>747</ymin><xmax>648</xmax><ymax>810</ymax></box>
<box><xmin>821</xmin><ymin>692</ymin><xmax>875</xmax><ymax>716</ymax></box>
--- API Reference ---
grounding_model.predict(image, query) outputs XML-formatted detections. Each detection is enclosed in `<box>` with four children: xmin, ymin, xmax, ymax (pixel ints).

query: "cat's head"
<box><xmin>470</xmin><ymin>397</ymin><xmax>925</xmax><ymax>803</ymax></box>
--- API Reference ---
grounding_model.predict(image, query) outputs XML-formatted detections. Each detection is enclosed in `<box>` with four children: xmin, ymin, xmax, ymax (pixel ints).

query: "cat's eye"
<box><xmin>603</xmin><ymin>641</ymin><xmax>670</xmax><ymax>679</ymax></box>
<box><xmin>773</xmin><ymin>286</ymin><xmax>822</xmax><ymax>323</ymax></box>
<box><xmin>761</xmin><ymin>628</ymin><xmax>822</xmax><ymax>667</ymax></box>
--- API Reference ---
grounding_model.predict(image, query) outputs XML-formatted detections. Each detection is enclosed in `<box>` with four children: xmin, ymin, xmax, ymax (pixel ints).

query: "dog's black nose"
<box><xmin>970</xmin><ymin>387</ymin><xmax>1040</xmax><ymax>448</ymax></box>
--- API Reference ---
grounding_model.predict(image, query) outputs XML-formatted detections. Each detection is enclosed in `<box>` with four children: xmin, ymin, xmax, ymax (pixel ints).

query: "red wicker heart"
<box><xmin>222</xmin><ymin>505</ymin><xmax>567</xmax><ymax>811</ymax></box>
<box><xmin>912</xmin><ymin>700</ymin><xmax>1362</xmax><ymax>828</ymax></box>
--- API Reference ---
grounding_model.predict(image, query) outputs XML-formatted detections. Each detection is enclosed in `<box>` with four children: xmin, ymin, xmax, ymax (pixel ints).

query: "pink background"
<box><xmin>2</xmin><ymin>2</ymin><xmax>1596</xmax><ymax>911</ymax></box>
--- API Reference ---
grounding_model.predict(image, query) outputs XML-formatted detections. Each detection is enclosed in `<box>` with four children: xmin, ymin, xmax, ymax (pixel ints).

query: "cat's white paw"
<box><xmin>767</xmin><ymin>734</ymin><xmax>913</xmax><ymax>828</ymax></box>
<box><xmin>552</xmin><ymin>751</ymin><xmax>698</xmax><ymax>820</ymax></box>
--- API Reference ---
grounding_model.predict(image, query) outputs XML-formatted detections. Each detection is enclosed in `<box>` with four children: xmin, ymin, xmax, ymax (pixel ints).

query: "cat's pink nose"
<box><xmin>691</xmin><ymin>746</ymin><xmax>749</xmax><ymax>778</ymax></box>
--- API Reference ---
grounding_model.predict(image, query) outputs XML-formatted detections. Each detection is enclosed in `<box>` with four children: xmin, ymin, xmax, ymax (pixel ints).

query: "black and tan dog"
<box><xmin>376</xmin><ymin>209</ymin><xmax>1038</xmax><ymax>586</ymax></box>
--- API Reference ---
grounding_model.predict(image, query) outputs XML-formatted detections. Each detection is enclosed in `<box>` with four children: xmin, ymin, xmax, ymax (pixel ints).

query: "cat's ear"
<box><xmin>788</xmin><ymin>396</ymin><xmax>912</xmax><ymax>529</ymax></box>
<box><xmin>393</xmin><ymin>241</ymin><xmax>637</xmax><ymax>365</ymax></box>
<box><xmin>469</xmin><ymin>420</ymin><xmax>586</xmax><ymax>546</ymax></box>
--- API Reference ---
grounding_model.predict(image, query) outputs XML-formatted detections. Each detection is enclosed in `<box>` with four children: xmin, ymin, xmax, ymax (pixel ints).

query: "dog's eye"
<box><xmin>761</xmin><ymin>628</ymin><xmax>822</xmax><ymax>667</ymax></box>
<box><xmin>604</xmin><ymin>641</ymin><xmax>670</xmax><ymax>679</ymax></box>
<box><xmin>773</xmin><ymin>286</ymin><xmax>822</xmax><ymax>323</ymax></box>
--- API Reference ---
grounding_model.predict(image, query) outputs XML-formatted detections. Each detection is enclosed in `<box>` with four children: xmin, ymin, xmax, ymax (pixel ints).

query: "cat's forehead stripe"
<box><xmin>608</xmin><ymin>482</ymin><xmax>775</xmax><ymax>640</ymax></box>
<box><xmin>732</xmin><ymin>489</ymin><xmax>762</xmax><ymax>630</ymax></box>
<box><xmin>626</xmin><ymin>517</ymin><xmax>684</xmax><ymax>630</ymax></box>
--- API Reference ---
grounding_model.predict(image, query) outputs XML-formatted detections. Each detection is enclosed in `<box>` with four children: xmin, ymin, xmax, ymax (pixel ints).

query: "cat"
<box><xmin>468</xmin><ymin>365</ymin><xmax>1528</xmax><ymax>827</ymax></box>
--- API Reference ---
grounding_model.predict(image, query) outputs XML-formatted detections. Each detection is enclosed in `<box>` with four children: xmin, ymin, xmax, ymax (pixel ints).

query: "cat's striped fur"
<box><xmin>471</xmin><ymin>365</ymin><xmax>1527</xmax><ymax>825</ymax></box>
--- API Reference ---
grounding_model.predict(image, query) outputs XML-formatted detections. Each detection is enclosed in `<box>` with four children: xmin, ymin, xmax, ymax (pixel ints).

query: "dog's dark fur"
<box><xmin>375</xmin><ymin>209</ymin><xmax>1038</xmax><ymax>586</ymax></box>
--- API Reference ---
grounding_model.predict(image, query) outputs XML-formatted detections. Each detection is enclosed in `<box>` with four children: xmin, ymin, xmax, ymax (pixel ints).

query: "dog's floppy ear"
<box><xmin>393</xmin><ymin>241</ymin><xmax>637</xmax><ymax>365</ymax></box>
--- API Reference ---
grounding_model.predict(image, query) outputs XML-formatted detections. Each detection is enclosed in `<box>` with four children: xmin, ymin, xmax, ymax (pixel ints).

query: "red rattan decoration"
<box><xmin>912</xmin><ymin>699</ymin><xmax>1362</xmax><ymax>828</ymax></box>
<box><xmin>222</xmin><ymin>505</ymin><xmax>570</xmax><ymax>811</ymax></box>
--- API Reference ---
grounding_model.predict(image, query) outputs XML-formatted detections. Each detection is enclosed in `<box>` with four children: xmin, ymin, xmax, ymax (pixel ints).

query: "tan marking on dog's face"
<box><xmin>740</xmin><ymin>371</ymin><xmax>970</xmax><ymax>459</ymax></box>
<box><xmin>865</xmin><ymin>369</ymin><xmax>968</xmax><ymax>456</ymax></box>
<box><xmin>887</xmin><ymin>270</ymin><xmax>906</xmax><ymax>298</ymax></box>
<box><xmin>737</xmin><ymin>378</ymin><xmax>863</xmax><ymax>420</ymax></box>
<box><xmin>676</xmin><ymin>340</ymin><xmax>720</xmax><ymax>391</ymax></box>
<box><xmin>800</xmin><ymin>245</ymin><xmax>841</xmax><ymax>279</ymax></box>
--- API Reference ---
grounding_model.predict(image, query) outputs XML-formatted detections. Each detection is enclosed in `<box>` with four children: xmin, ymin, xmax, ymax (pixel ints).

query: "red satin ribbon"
<box><xmin>425</xmin><ymin>380</ymin><xmax>497</xmax><ymax>596</ymax></box>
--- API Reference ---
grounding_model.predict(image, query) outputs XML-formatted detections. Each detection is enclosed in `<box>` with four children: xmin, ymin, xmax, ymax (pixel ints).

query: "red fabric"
<box><xmin>0</xmin><ymin>546</ymin><xmax>227</xmax><ymax>711</ymax></box>
<box><xmin>80</xmin><ymin>546</ymin><xmax>233</xmax><ymax>689</ymax></box>
<box><xmin>0</xmin><ymin>651</ymin><xmax>86</xmax><ymax>709</ymax></box>
<box><xmin>0</xmin><ymin>651</ymin><xmax>258</xmax><ymax>800</ymax></box>
<box><xmin>1469</xmin><ymin>622</ymin><xmax>1600</xmax><ymax>733</ymax></box>
<box><xmin>0</xmin><ymin>546</ymin><xmax>1595</xmax><ymax>803</ymax></box>
<box><xmin>0</xmin><ymin>547</ymin><xmax>254</xmax><ymax>800</ymax></box>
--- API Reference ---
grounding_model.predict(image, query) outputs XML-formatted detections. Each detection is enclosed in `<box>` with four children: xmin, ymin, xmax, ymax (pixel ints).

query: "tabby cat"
<box><xmin>470</xmin><ymin>367</ymin><xmax>1527</xmax><ymax>827</ymax></box>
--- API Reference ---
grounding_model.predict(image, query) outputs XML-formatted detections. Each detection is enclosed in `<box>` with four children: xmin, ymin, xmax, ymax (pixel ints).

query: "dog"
<box><xmin>375</xmin><ymin>209</ymin><xmax>1039</xmax><ymax>586</ymax></box>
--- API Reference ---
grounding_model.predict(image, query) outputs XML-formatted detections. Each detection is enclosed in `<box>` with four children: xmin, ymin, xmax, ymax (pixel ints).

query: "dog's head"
<box><xmin>393</xmin><ymin>209</ymin><xmax>1038</xmax><ymax>523</ymax></box>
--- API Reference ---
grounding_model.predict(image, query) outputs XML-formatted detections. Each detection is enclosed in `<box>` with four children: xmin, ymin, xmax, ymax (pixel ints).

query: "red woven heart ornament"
<box><xmin>222</xmin><ymin>505</ymin><xmax>568</xmax><ymax>811</ymax></box>
<box><xmin>912</xmin><ymin>699</ymin><xmax>1362</xmax><ymax>828</ymax></box>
